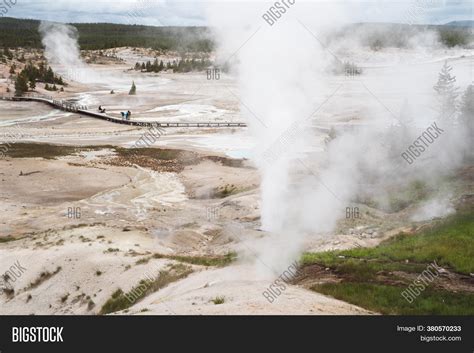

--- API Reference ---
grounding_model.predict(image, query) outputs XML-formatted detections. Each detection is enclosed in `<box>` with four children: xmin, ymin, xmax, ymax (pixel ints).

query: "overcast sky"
<box><xmin>4</xmin><ymin>0</ymin><xmax>473</xmax><ymax>26</ymax></box>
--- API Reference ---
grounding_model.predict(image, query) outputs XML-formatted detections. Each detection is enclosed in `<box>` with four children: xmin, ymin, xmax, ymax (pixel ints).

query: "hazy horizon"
<box><xmin>2</xmin><ymin>0</ymin><xmax>472</xmax><ymax>27</ymax></box>
<box><xmin>1</xmin><ymin>15</ymin><xmax>473</xmax><ymax>27</ymax></box>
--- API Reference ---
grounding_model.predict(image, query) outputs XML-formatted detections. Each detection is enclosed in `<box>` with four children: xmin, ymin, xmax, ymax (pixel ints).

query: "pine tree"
<box><xmin>433</xmin><ymin>61</ymin><xmax>459</xmax><ymax>121</ymax></box>
<box><xmin>129</xmin><ymin>81</ymin><xmax>136</xmax><ymax>95</ymax></box>
<box><xmin>29</xmin><ymin>78</ymin><xmax>36</xmax><ymax>90</ymax></box>
<box><xmin>152</xmin><ymin>58</ymin><xmax>159</xmax><ymax>72</ymax></box>
<box><xmin>459</xmin><ymin>84</ymin><xmax>474</xmax><ymax>143</ymax></box>
<box><xmin>15</xmin><ymin>74</ymin><xmax>29</xmax><ymax>96</ymax></box>
<box><xmin>45</xmin><ymin>67</ymin><xmax>55</xmax><ymax>83</ymax></box>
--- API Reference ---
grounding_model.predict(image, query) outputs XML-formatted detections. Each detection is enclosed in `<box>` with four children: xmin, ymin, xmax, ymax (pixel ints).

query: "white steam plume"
<box><xmin>206</xmin><ymin>1</ymin><xmax>350</xmax><ymax>274</ymax></box>
<box><xmin>39</xmin><ymin>21</ymin><xmax>95</xmax><ymax>83</ymax></box>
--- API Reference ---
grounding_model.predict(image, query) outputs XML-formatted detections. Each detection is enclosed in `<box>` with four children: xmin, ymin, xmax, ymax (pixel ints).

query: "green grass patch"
<box><xmin>99</xmin><ymin>289</ymin><xmax>128</xmax><ymax>315</ymax></box>
<box><xmin>213</xmin><ymin>184</ymin><xmax>252</xmax><ymax>198</ymax></box>
<box><xmin>27</xmin><ymin>266</ymin><xmax>62</xmax><ymax>290</ymax></box>
<box><xmin>302</xmin><ymin>213</ymin><xmax>474</xmax><ymax>315</ymax></box>
<box><xmin>302</xmin><ymin>213</ymin><xmax>474</xmax><ymax>275</ymax></box>
<box><xmin>0</xmin><ymin>236</ymin><xmax>20</xmax><ymax>243</ymax></box>
<box><xmin>314</xmin><ymin>282</ymin><xmax>474</xmax><ymax>315</ymax></box>
<box><xmin>100</xmin><ymin>266</ymin><xmax>192</xmax><ymax>315</ymax></box>
<box><xmin>211</xmin><ymin>296</ymin><xmax>225</xmax><ymax>305</ymax></box>
<box><xmin>141</xmin><ymin>251</ymin><xmax>237</xmax><ymax>267</ymax></box>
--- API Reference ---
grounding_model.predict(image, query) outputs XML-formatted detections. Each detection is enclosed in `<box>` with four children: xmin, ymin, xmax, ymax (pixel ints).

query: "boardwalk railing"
<box><xmin>22</xmin><ymin>92</ymin><xmax>53</xmax><ymax>100</ymax></box>
<box><xmin>0</xmin><ymin>94</ymin><xmax>247</xmax><ymax>128</ymax></box>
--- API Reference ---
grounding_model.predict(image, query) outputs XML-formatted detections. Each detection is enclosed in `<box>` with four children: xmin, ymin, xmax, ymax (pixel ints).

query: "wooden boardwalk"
<box><xmin>1</xmin><ymin>94</ymin><xmax>247</xmax><ymax>128</ymax></box>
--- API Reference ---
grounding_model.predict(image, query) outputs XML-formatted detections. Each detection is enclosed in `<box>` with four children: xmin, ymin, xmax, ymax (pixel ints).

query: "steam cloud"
<box><xmin>39</xmin><ymin>22</ymin><xmax>89</xmax><ymax>82</ymax></box>
<box><xmin>206</xmin><ymin>0</ymin><xmax>471</xmax><ymax>276</ymax></box>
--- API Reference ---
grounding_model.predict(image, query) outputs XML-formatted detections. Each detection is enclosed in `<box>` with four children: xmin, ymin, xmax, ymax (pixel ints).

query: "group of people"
<box><xmin>97</xmin><ymin>106</ymin><xmax>132</xmax><ymax>121</ymax></box>
<box><xmin>121</xmin><ymin>110</ymin><xmax>132</xmax><ymax>120</ymax></box>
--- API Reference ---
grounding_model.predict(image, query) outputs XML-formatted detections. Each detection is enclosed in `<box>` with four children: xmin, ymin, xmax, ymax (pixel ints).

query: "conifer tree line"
<box><xmin>0</xmin><ymin>18</ymin><xmax>213</xmax><ymax>52</ymax></box>
<box><xmin>134</xmin><ymin>58</ymin><xmax>213</xmax><ymax>73</ymax></box>
<box><xmin>0</xmin><ymin>18</ymin><xmax>472</xmax><ymax>52</ymax></box>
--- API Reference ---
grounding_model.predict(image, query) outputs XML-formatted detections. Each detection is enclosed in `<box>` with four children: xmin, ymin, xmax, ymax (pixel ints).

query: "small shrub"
<box><xmin>211</xmin><ymin>296</ymin><xmax>225</xmax><ymax>305</ymax></box>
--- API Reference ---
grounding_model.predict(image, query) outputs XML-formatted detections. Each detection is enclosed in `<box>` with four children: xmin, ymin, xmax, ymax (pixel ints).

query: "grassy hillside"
<box><xmin>0</xmin><ymin>17</ymin><xmax>213</xmax><ymax>51</ymax></box>
<box><xmin>300</xmin><ymin>213</ymin><xmax>474</xmax><ymax>314</ymax></box>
